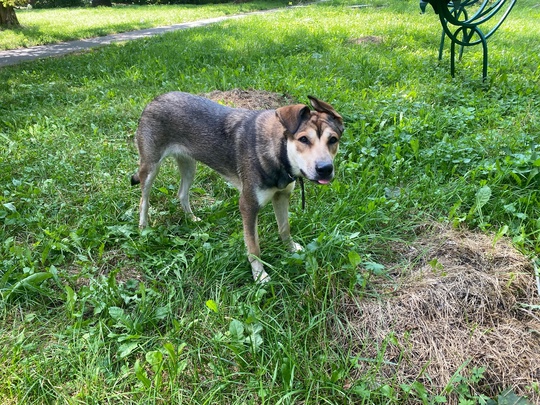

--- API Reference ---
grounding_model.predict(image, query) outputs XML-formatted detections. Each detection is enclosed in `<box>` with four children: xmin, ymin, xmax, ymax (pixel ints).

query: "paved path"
<box><xmin>0</xmin><ymin>10</ymin><xmax>274</xmax><ymax>68</ymax></box>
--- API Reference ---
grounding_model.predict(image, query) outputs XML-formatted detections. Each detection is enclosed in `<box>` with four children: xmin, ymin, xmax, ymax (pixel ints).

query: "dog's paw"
<box><xmin>251</xmin><ymin>261</ymin><xmax>270</xmax><ymax>283</ymax></box>
<box><xmin>289</xmin><ymin>241</ymin><xmax>304</xmax><ymax>253</ymax></box>
<box><xmin>190</xmin><ymin>214</ymin><xmax>202</xmax><ymax>222</ymax></box>
<box><xmin>256</xmin><ymin>272</ymin><xmax>271</xmax><ymax>283</ymax></box>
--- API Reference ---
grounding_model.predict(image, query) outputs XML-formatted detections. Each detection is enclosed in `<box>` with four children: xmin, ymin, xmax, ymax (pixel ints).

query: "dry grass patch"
<box><xmin>340</xmin><ymin>225</ymin><xmax>540</xmax><ymax>402</ymax></box>
<box><xmin>349</xmin><ymin>35</ymin><xmax>384</xmax><ymax>45</ymax></box>
<box><xmin>204</xmin><ymin>89</ymin><xmax>296</xmax><ymax>110</ymax></box>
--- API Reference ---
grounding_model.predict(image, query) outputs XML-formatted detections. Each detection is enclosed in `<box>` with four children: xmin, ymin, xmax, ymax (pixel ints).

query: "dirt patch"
<box><xmin>68</xmin><ymin>249</ymin><xmax>144</xmax><ymax>289</ymax></box>
<box><xmin>204</xmin><ymin>89</ymin><xmax>296</xmax><ymax>110</ymax></box>
<box><xmin>349</xmin><ymin>35</ymin><xmax>384</xmax><ymax>45</ymax></box>
<box><xmin>340</xmin><ymin>225</ymin><xmax>540</xmax><ymax>403</ymax></box>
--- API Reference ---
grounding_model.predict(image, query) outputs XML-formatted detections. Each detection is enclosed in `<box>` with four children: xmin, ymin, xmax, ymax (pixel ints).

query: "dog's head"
<box><xmin>276</xmin><ymin>96</ymin><xmax>344</xmax><ymax>184</ymax></box>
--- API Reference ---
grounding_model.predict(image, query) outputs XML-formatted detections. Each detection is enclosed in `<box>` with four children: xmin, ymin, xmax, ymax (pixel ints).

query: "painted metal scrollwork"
<box><xmin>421</xmin><ymin>0</ymin><xmax>517</xmax><ymax>79</ymax></box>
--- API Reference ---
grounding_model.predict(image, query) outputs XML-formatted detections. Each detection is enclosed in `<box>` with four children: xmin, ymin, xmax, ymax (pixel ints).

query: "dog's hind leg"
<box><xmin>137</xmin><ymin>163</ymin><xmax>160</xmax><ymax>229</ymax></box>
<box><xmin>272</xmin><ymin>188</ymin><xmax>303</xmax><ymax>252</ymax></box>
<box><xmin>175</xmin><ymin>156</ymin><xmax>200</xmax><ymax>222</ymax></box>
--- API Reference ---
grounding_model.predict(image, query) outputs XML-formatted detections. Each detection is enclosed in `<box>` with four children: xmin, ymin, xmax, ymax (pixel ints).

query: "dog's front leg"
<box><xmin>272</xmin><ymin>188</ymin><xmax>303</xmax><ymax>252</ymax></box>
<box><xmin>239</xmin><ymin>193</ymin><xmax>269</xmax><ymax>283</ymax></box>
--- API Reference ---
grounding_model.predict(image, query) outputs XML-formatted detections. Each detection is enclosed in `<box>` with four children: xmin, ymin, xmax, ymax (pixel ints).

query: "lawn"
<box><xmin>0</xmin><ymin>0</ymin><xmax>284</xmax><ymax>50</ymax></box>
<box><xmin>1</xmin><ymin>0</ymin><xmax>539</xmax><ymax>403</ymax></box>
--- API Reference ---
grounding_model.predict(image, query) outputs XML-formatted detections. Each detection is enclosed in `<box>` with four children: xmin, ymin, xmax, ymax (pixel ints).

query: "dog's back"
<box><xmin>134</xmin><ymin>92</ymin><xmax>268</xmax><ymax>184</ymax></box>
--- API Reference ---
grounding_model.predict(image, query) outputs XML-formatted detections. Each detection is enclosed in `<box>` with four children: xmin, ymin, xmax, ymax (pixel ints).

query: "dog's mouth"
<box><xmin>317</xmin><ymin>179</ymin><xmax>332</xmax><ymax>185</ymax></box>
<box><xmin>300</xmin><ymin>170</ymin><xmax>333</xmax><ymax>185</ymax></box>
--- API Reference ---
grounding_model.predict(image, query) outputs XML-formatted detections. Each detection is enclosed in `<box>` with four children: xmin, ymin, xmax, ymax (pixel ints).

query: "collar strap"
<box><xmin>298</xmin><ymin>177</ymin><xmax>306</xmax><ymax>210</ymax></box>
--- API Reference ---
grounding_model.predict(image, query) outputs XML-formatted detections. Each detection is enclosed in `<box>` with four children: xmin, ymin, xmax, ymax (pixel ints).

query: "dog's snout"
<box><xmin>315</xmin><ymin>162</ymin><xmax>334</xmax><ymax>178</ymax></box>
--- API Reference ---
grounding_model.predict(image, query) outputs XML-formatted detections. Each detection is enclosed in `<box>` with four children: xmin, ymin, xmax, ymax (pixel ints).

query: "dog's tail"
<box><xmin>130</xmin><ymin>173</ymin><xmax>140</xmax><ymax>186</ymax></box>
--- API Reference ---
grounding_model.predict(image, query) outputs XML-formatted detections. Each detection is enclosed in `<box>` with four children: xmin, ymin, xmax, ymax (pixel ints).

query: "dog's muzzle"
<box><xmin>314</xmin><ymin>162</ymin><xmax>334</xmax><ymax>184</ymax></box>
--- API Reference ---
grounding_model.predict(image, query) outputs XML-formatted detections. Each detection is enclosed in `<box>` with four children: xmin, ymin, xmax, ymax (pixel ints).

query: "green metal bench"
<box><xmin>420</xmin><ymin>0</ymin><xmax>517</xmax><ymax>80</ymax></box>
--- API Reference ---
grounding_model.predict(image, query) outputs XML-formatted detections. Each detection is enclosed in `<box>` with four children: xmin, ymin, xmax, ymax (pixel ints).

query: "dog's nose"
<box><xmin>315</xmin><ymin>162</ymin><xmax>334</xmax><ymax>178</ymax></box>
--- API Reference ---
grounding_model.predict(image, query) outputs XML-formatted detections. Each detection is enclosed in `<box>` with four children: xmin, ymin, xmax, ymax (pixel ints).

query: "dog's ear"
<box><xmin>276</xmin><ymin>104</ymin><xmax>311</xmax><ymax>135</ymax></box>
<box><xmin>307</xmin><ymin>96</ymin><xmax>344</xmax><ymax>133</ymax></box>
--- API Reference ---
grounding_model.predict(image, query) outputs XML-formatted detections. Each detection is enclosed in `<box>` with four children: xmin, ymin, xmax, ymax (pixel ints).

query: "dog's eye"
<box><xmin>298</xmin><ymin>136</ymin><xmax>310</xmax><ymax>144</ymax></box>
<box><xmin>328</xmin><ymin>136</ymin><xmax>339</xmax><ymax>145</ymax></box>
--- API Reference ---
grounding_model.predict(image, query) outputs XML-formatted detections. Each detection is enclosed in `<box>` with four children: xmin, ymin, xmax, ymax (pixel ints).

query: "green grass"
<box><xmin>1</xmin><ymin>0</ymin><xmax>540</xmax><ymax>403</ymax></box>
<box><xmin>0</xmin><ymin>0</ymin><xmax>285</xmax><ymax>50</ymax></box>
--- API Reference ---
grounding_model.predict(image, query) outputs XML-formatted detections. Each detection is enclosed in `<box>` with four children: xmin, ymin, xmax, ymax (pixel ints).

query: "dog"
<box><xmin>131</xmin><ymin>92</ymin><xmax>344</xmax><ymax>282</ymax></box>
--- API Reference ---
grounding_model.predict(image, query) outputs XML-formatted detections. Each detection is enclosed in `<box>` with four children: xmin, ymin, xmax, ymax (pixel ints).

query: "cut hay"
<box><xmin>340</xmin><ymin>225</ymin><xmax>540</xmax><ymax>403</ymax></box>
<box><xmin>204</xmin><ymin>89</ymin><xmax>296</xmax><ymax>110</ymax></box>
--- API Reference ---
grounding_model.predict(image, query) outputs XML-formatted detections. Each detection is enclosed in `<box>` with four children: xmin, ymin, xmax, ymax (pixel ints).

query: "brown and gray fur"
<box><xmin>131</xmin><ymin>92</ymin><xmax>344</xmax><ymax>282</ymax></box>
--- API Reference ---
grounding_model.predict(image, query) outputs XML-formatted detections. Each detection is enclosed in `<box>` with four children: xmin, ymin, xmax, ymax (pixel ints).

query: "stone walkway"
<box><xmin>0</xmin><ymin>10</ymin><xmax>276</xmax><ymax>68</ymax></box>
